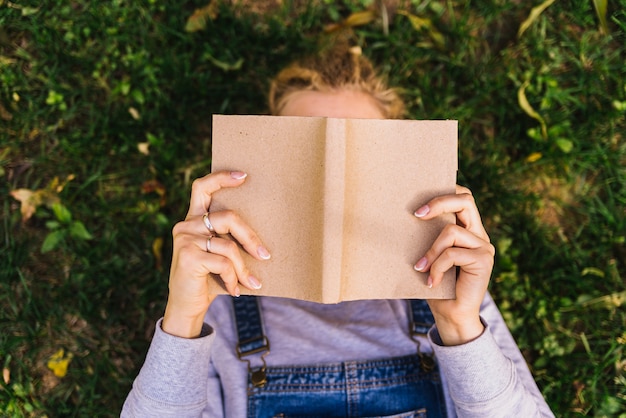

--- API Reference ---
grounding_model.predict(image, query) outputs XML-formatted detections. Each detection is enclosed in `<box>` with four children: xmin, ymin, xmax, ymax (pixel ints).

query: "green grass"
<box><xmin>1</xmin><ymin>0</ymin><xmax>625</xmax><ymax>416</ymax></box>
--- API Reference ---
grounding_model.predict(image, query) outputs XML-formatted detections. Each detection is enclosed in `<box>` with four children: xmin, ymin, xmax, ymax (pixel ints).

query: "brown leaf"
<box><xmin>141</xmin><ymin>179</ymin><xmax>166</xmax><ymax>206</ymax></box>
<box><xmin>9</xmin><ymin>175</ymin><xmax>73</xmax><ymax>222</ymax></box>
<box><xmin>2</xmin><ymin>367</ymin><xmax>9</xmax><ymax>385</ymax></box>
<box><xmin>344</xmin><ymin>10</ymin><xmax>376</xmax><ymax>27</ymax></box>
<box><xmin>128</xmin><ymin>107</ymin><xmax>140</xmax><ymax>120</ymax></box>
<box><xmin>185</xmin><ymin>2</ymin><xmax>219</xmax><ymax>32</ymax></box>
<box><xmin>137</xmin><ymin>142</ymin><xmax>150</xmax><ymax>155</ymax></box>
<box><xmin>325</xmin><ymin>10</ymin><xmax>377</xmax><ymax>33</ymax></box>
<box><xmin>0</xmin><ymin>102</ymin><xmax>12</xmax><ymax>121</ymax></box>
<box><xmin>10</xmin><ymin>189</ymin><xmax>41</xmax><ymax>222</ymax></box>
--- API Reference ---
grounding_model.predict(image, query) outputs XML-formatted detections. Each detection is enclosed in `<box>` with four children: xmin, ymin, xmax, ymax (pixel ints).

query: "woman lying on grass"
<box><xmin>122</xmin><ymin>42</ymin><xmax>554</xmax><ymax>417</ymax></box>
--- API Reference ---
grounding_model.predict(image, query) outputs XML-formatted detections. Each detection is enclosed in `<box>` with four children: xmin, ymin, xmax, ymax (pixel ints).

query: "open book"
<box><xmin>209</xmin><ymin>115</ymin><xmax>457</xmax><ymax>303</ymax></box>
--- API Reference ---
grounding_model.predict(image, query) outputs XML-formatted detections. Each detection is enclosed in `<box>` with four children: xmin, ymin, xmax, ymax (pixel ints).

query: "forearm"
<box><xmin>429</xmin><ymin>318</ymin><xmax>555</xmax><ymax>417</ymax></box>
<box><xmin>122</xmin><ymin>318</ymin><xmax>215</xmax><ymax>417</ymax></box>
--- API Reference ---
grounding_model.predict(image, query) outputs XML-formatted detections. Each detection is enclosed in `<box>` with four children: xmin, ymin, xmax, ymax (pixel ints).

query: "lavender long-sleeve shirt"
<box><xmin>122</xmin><ymin>292</ymin><xmax>554</xmax><ymax>417</ymax></box>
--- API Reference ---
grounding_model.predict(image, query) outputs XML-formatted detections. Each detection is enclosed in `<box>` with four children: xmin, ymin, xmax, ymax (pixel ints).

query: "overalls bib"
<box><xmin>233</xmin><ymin>297</ymin><xmax>447</xmax><ymax>418</ymax></box>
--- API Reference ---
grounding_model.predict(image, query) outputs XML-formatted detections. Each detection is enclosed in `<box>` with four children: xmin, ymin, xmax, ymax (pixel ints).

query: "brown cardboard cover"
<box><xmin>210</xmin><ymin>115</ymin><xmax>458</xmax><ymax>303</ymax></box>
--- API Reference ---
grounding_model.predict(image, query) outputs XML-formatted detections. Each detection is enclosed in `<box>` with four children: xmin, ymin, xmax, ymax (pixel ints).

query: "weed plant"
<box><xmin>1</xmin><ymin>1</ymin><xmax>625</xmax><ymax>416</ymax></box>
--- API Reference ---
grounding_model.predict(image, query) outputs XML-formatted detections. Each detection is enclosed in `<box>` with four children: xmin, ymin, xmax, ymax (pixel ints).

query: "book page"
<box><xmin>339</xmin><ymin>119</ymin><xmax>457</xmax><ymax>301</ymax></box>
<box><xmin>210</xmin><ymin>115</ymin><xmax>327</xmax><ymax>301</ymax></box>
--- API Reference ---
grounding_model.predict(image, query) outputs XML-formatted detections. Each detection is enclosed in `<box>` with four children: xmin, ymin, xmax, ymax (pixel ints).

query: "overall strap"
<box><xmin>408</xmin><ymin>299</ymin><xmax>437</xmax><ymax>372</ymax></box>
<box><xmin>232</xmin><ymin>297</ymin><xmax>437</xmax><ymax>380</ymax></box>
<box><xmin>233</xmin><ymin>297</ymin><xmax>434</xmax><ymax>342</ymax></box>
<box><xmin>232</xmin><ymin>296</ymin><xmax>269</xmax><ymax>356</ymax></box>
<box><xmin>232</xmin><ymin>296</ymin><xmax>270</xmax><ymax>387</ymax></box>
<box><xmin>408</xmin><ymin>299</ymin><xmax>435</xmax><ymax>336</ymax></box>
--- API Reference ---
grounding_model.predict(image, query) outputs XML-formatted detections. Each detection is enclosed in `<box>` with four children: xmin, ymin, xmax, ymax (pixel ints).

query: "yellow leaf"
<box><xmin>398</xmin><ymin>10</ymin><xmax>431</xmax><ymax>31</ymax></box>
<box><xmin>343</xmin><ymin>10</ymin><xmax>376</xmax><ymax>27</ymax></box>
<box><xmin>581</xmin><ymin>267</ymin><xmax>605</xmax><ymax>278</ymax></box>
<box><xmin>397</xmin><ymin>10</ymin><xmax>445</xmax><ymax>49</ymax></box>
<box><xmin>518</xmin><ymin>80</ymin><xmax>548</xmax><ymax>140</ymax></box>
<box><xmin>152</xmin><ymin>237</ymin><xmax>164</xmax><ymax>271</ymax></box>
<box><xmin>47</xmin><ymin>349</ymin><xmax>73</xmax><ymax>378</ymax></box>
<box><xmin>185</xmin><ymin>2</ymin><xmax>219</xmax><ymax>32</ymax></box>
<box><xmin>518</xmin><ymin>0</ymin><xmax>557</xmax><ymax>39</ymax></box>
<box><xmin>0</xmin><ymin>55</ymin><xmax>17</xmax><ymax>66</ymax></box>
<box><xmin>526</xmin><ymin>152</ymin><xmax>543</xmax><ymax>163</ymax></box>
<box><xmin>50</xmin><ymin>174</ymin><xmax>75</xmax><ymax>193</ymax></box>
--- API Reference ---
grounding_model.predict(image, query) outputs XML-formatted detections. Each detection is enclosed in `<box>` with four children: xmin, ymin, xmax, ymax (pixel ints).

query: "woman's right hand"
<box><xmin>162</xmin><ymin>171</ymin><xmax>271</xmax><ymax>338</ymax></box>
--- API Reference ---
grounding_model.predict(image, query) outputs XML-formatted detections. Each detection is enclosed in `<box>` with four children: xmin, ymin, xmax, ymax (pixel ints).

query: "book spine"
<box><xmin>321</xmin><ymin>118</ymin><xmax>347</xmax><ymax>303</ymax></box>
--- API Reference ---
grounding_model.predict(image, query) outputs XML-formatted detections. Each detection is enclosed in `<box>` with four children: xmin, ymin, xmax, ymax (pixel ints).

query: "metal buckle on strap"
<box><xmin>237</xmin><ymin>336</ymin><xmax>270</xmax><ymax>388</ymax></box>
<box><xmin>233</xmin><ymin>296</ymin><xmax>271</xmax><ymax>388</ymax></box>
<box><xmin>408</xmin><ymin>300</ymin><xmax>436</xmax><ymax>373</ymax></box>
<box><xmin>409</xmin><ymin>320</ymin><xmax>432</xmax><ymax>338</ymax></box>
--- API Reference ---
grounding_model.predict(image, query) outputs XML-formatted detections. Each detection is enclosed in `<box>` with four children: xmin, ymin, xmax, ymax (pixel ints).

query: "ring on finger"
<box><xmin>202</xmin><ymin>212</ymin><xmax>216</xmax><ymax>233</ymax></box>
<box><xmin>206</xmin><ymin>235</ymin><xmax>215</xmax><ymax>252</ymax></box>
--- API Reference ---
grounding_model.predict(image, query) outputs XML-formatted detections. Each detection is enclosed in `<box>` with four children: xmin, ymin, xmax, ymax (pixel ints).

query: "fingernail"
<box><xmin>231</xmin><ymin>171</ymin><xmax>247</xmax><ymax>180</ymax></box>
<box><xmin>234</xmin><ymin>286</ymin><xmax>241</xmax><ymax>297</ymax></box>
<box><xmin>249</xmin><ymin>276</ymin><xmax>262</xmax><ymax>290</ymax></box>
<box><xmin>414</xmin><ymin>257</ymin><xmax>427</xmax><ymax>272</ymax></box>
<box><xmin>257</xmin><ymin>245</ymin><xmax>271</xmax><ymax>260</ymax></box>
<box><xmin>414</xmin><ymin>205</ymin><xmax>430</xmax><ymax>218</ymax></box>
<box><xmin>427</xmin><ymin>276</ymin><xmax>433</xmax><ymax>289</ymax></box>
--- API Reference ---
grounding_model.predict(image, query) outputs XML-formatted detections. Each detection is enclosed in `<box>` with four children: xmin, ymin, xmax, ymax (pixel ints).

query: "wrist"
<box><xmin>162</xmin><ymin>305</ymin><xmax>207</xmax><ymax>339</ymax></box>
<box><xmin>433</xmin><ymin>314</ymin><xmax>484</xmax><ymax>346</ymax></box>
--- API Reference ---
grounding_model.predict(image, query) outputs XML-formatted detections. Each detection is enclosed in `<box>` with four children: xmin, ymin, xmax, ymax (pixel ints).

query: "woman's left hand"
<box><xmin>414</xmin><ymin>185</ymin><xmax>495</xmax><ymax>346</ymax></box>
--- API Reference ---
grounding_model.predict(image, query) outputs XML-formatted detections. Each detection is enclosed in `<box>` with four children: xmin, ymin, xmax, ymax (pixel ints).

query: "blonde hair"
<box><xmin>269</xmin><ymin>42</ymin><xmax>405</xmax><ymax>119</ymax></box>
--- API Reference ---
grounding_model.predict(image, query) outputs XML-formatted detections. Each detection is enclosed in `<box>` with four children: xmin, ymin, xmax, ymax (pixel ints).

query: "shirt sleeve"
<box><xmin>121</xmin><ymin>318</ymin><xmax>218</xmax><ymax>418</ymax></box>
<box><xmin>428</xmin><ymin>293</ymin><xmax>555</xmax><ymax>417</ymax></box>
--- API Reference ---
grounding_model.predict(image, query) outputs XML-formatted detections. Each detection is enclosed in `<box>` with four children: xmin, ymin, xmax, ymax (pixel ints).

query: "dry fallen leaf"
<box><xmin>10</xmin><ymin>188</ymin><xmax>58</xmax><ymax>222</ymax></box>
<box><xmin>0</xmin><ymin>102</ymin><xmax>12</xmax><ymax>121</ymax></box>
<box><xmin>185</xmin><ymin>2</ymin><xmax>219</xmax><ymax>32</ymax></box>
<box><xmin>2</xmin><ymin>367</ymin><xmax>9</xmax><ymax>385</ymax></box>
<box><xmin>137</xmin><ymin>142</ymin><xmax>150</xmax><ymax>155</ymax></box>
<box><xmin>141</xmin><ymin>179</ymin><xmax>166</xmax><ymax>206</ymax></box>
<box><xmin>128</xmin><ymin>107</ymin><xmax>140</xmax><ymax>120</ymax></box>
<box><xmin>325</xmin><ymin>10</ymin><xmax>376</xmax><ymax>33</ymax></box>
<box><xmin>10</xmin><ymin>175</ymin><xmax>74</xmax><ymax>222</ymax></box>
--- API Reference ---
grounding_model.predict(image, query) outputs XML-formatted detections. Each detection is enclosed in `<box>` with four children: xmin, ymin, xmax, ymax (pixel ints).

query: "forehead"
<box><xmin>279</xmin><ymin>89</ymin><xmax>385</xmax><ymax>119</ymax></box>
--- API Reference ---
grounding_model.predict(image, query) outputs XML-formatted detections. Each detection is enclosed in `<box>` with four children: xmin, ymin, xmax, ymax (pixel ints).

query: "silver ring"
<box><xmin>206</xmin><ymin>235</ymin><xmax>214</xmax><ymax>252</ymax></box>
<box><xmin>202</xmin><ymin>212</ymin><xmax>215</xmax><ymax>233</ymax></box>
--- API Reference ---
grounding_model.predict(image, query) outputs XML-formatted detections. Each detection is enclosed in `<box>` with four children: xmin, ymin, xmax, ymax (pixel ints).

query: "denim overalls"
<box><xmin>233</xmin><ymin>297</ymin><xmax>447</xmax><ymax>418</ymax></box>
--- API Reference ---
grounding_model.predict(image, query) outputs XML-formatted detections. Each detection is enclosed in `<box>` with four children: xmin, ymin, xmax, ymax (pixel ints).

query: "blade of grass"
<box><xmin>518</xmin><ymin>0</ymin><xmax>558</xmax><ymax>38</ymax></box>
<box><xmin>592</xmin><ymin>0</ymin><xmax>609</xmax><ymax>34</ymax></box>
